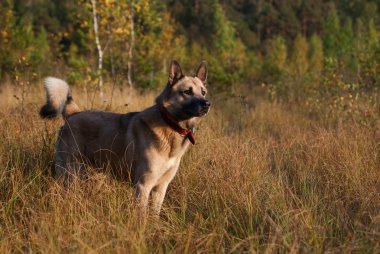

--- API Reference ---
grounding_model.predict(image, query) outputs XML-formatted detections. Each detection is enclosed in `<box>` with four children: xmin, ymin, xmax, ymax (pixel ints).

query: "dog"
<box><xmin>39</xmin><ymin>60</ymin><xmax>210</xmax><ymax>214</ymax></box>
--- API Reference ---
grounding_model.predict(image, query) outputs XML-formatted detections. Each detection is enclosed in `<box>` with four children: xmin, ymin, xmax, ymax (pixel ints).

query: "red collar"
<box><xmin>159</xmin><ymin>108</ymin><xmax>195</xmax><ymax>145</ymax></box>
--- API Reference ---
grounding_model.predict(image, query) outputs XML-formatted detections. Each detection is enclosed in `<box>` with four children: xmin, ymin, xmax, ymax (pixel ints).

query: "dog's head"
<box><xmin>156</xmin><ymin>60</ymin><xmax>210</xmax><ymax>121</ymax></box>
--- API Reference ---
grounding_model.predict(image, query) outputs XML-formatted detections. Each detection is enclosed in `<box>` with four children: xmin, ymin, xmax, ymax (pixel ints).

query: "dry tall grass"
<box><xmin>0</xmin><ymin>83</ymin><xmax>379</xmax><ymax>253</ymax></box>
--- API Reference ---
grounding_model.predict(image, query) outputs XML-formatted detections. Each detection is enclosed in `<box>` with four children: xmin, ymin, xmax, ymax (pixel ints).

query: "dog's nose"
<box><xmin>201</xmin><ymin>100</ymin><xmax>211</xmax><ymax>108</ymax></box>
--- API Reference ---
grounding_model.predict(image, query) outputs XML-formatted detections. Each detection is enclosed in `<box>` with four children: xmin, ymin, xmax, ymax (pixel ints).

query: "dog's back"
<box><xmin>39</xmin><ymin>77</ymin><xmax>140</xmax><ymax>177</ymax></box>
<box><xmin>56</xmin><ymin>111</ymin><xmax>139</xmax><ymax>176</ymax></box>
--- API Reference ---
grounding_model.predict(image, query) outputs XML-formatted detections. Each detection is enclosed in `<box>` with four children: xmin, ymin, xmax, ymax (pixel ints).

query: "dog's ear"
<box><xmin>195</xmin><ymin>61</ymin><xmax>208</xmax><ymax>84</ymax></box>
<box><xmin>169</xmin><ymin>60</ymin><xmax>184</xmax><ymax>85</ymax></box>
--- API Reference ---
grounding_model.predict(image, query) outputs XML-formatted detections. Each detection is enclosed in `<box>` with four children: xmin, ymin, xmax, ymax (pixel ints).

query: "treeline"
<box><xmin>0</xmin><ymin>0</ymin><xmax>379</xmax><ymax>99</ymax></box>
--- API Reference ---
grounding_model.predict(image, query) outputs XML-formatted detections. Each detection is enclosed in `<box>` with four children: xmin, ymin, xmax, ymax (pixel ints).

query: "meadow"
<box><xmin>0</xmin><ymin>82</ymin><xmax>379</xmax><ymax>253</ymax></box>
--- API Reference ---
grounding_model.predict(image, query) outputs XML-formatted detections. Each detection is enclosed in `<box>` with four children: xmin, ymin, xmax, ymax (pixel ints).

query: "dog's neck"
<box><xmin>157</xmin><ymin>105</ymin><xmax>199</xmax><ymax>145</ymax></box>
<box><xmin>158</xmin><ymin>104</ymin><xmax>198</xmax><ymax>130</ymax></box>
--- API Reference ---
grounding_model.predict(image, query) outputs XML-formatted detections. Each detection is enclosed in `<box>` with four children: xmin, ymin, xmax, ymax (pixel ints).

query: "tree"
<box><xmin>127</xmin><ymin>1</ymin><xmax>134</xmax><ymax>89</ymax></box>
<box><xmin>309</xmin><ymin>34</ymin><xmax>324</xmax><ymax>81</ymax></box>
<box><xmin>86</xmin><ymin>0</ymin><xmax>144</xmax><ymax>92</ymax></box>
<box><xmin>287</xmin><ymin>34</ymin><xmax>309</xmax><ymax>101</ymax></box>
<box><xmin>261</xmin><ymin>35</ymin><xmax>288</xmax><ymax>84</ymax></box>
<box><xmin>339</xmin><ymin>18</ymin><xmax>355</xmax><ymax>69</ymax></box>
<box><xmin>323</xmin><ymin>7</ymin><xmax>340</xmax><ymax>60</ymax></box>
<box><xmin>90</xmin><ymin>0</ymin><xmax>107</xmax><ymax>96</ymax></box>
<box><xmin>290</xmin><ymin>34</ymin><xmax>309</xmax><ymax>81</ymax></box>
<box><xmin>212</xmin><ymin>1</ymin><xmax>239</xmax><ymax>61</ymax></box>
<box><xmin>266</xmin><ymin>36</ymin><xmax>287</xmax><ymax>73</ymax></box>
<box><xmin>149</xmin><ymin>11</ymin><xmax>186</xmax><ymax>76</ymax></box>
<box><xmin>362</xmin><ymin>19</ymin><xmax>380</xmax><ymax>87</ymax></box>
<box><xmin>211</xmin><ymin>0</ymin><xmax>247</xmax><ymax>86</ymax></box>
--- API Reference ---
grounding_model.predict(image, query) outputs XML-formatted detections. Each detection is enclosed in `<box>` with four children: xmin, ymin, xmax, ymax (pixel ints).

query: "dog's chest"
<box><xmin>153</xmin><ymin>154</ymin><xmax>182</xmax><ymax>176</ymax></box>
<box><xmin>165</xmin><ymin>156</ymin><xmax>179</xmax><ymax>170</ymax></box>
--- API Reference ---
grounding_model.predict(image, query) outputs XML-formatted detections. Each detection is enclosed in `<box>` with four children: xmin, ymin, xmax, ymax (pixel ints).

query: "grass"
<box><xmin>0</xmin><ymin>82</ymin><xmax>379</xmax><ymax>253</ymax></box>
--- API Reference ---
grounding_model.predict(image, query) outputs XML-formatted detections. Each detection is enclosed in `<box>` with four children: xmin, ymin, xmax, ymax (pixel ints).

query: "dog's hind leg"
<box><xmin>55</xmin><ymin>150</ymin><xmax>86</xmax><ymax>184</ymax></box>
<box><xmin>54</xmin><ymin>126</ymin><xmax>87</xmax><ymax>183</ymax></box>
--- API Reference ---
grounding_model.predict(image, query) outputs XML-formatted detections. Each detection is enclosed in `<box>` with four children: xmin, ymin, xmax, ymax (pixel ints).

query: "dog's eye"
<box><xmin>183</xmin><ymin>89</ymin><xmax>192</xmax><ymax>95</ymax></box>
<box><xmin>201</xmin><ymin>90</ymin><xmax>206</xmax><ymax>96</ymax></box>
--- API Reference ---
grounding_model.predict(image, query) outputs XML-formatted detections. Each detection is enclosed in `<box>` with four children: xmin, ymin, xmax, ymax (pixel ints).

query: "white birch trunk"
<box><xmin>91</xmin><ymin>0</ymin><xmax>104</xmax><ymax>97</ymax></box>
<box><xmin>127</xmin><ymin>3</ymin><xmax>134</xmax><ymax>89</ymax></box>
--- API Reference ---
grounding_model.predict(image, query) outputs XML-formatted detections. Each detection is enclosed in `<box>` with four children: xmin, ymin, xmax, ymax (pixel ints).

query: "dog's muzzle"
<box><xmin>200</xmin><ymin>100</ymin><xmax>211</xmax><ymax>116</ymax></box>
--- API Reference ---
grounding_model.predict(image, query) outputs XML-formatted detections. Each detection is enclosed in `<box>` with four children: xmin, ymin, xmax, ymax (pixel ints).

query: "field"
<box><xmin>0</xmin><ymin>83</ymin><xmax>379</xmax><ymax>253</ymax></box>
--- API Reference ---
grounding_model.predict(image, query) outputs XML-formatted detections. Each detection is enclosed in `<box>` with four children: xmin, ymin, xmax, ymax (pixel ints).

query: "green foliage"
<box><xmin>323</xmin><ymin>8</ymin><xmax>340</xmax><ymax>61</ymax></box>
<box><xmin>340</xmin><ymin>18</ymin><xmax>355</xmax><ymax>69</ymax></box>
<box><xmin>29</xmin><ymin>28</ymin><xmax>51</xmax><ymax>72</ymax></box>
<box><xmin>210</xmin><ymin>0</ymin><xmax>247</xmax><ymax>88</ymax></box>
<box><xmin>67</xmin><ymin>44</ymin><xmax>91</xmax><ymax>85</ymax></box>
<box><xmin>212</xmin><ymin>1</ymin><xmax>238</xmax><ymax>58</ymax></box>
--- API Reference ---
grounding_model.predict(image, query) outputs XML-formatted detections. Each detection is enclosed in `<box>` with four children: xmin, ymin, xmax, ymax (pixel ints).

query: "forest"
<box><xmin>0</xmin><ymin>0</ymin><xmax>379</xmax><ymax>253</ymax></box>
<box><xmin>1</xmin><ymin>0</ymin><xmax>378</xmax><ymax>93</ymax></box>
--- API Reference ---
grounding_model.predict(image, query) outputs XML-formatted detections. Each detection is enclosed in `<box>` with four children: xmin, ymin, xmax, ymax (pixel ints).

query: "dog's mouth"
<box><xmin>193</xmin><ymin>106</ymin><xmax>210</xmax><ymax>117</ymax></box>
<box><xmin>199</xmin><ymin>107</ymin><xmax>210</xmax><ymax>116</ymax></box>
<box><xmin>183</xmin><ymin>107</ymin><xmax>210</xmax><ymax>118</ymax></box>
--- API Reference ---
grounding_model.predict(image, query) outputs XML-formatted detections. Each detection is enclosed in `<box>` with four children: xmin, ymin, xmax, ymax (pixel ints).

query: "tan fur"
<box><xmin>63</xmin><ymin>98</ymin><xmax>81</xmax><ymax>117</ymax></box>
<box><xmin>42</xmin><ymin>61</ymin><xmax>210</xmax><ymax>214</ymax></box>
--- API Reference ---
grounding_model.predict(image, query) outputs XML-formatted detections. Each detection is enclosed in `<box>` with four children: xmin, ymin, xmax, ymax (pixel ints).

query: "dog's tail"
<box><xmin>39</xmin><ymin>77</ymin><xmax>81</xmax><ymax>119</ymax></box>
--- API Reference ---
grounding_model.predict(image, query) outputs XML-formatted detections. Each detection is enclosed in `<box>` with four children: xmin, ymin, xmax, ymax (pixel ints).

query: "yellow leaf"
<box><xmin>115</xmin><ymin>27</ymin><xmax>123</xmax><ymax>34</ymax></box>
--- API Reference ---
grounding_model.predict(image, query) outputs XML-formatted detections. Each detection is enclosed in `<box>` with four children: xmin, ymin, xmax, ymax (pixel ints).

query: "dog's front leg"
<box><xmin>134</xmin><ymin>170</ymin><xmax>157</xmax><ymax>214</ymax></box>
<box><xmin>135</xmin><ymin>182</ymin><xmax>153</xmax><ymax>212</ymax></box>
<box><xmin>150</xmin><ymin>184</ymin><xmax>168</xmax><ymax>215</ymax></box>
<box><xmin>151</xmin><ymin>164</ymin><xmax>179</xmax><ymax>214</ymax></box>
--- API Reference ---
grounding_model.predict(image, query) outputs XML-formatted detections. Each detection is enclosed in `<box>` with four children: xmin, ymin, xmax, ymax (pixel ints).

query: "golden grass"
<box><xmin>0</xmin><ymin>83</ymin><xmax>379</xmax><ymax>253</ymax></box>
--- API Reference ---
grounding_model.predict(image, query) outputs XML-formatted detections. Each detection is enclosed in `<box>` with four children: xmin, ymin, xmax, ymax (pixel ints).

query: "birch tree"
<box><xmin>90</xmin><ymin>0</ymin><xmax>104</xmax><ymax>97</ymax></box>
<box><xmin>127</xmin><ymin>2</ymin><xmax>134</xmax><ymax>88</ymax></box>
<box><xmin>89</xmin><ymin>0</ymin><xmax>137</xmax><ymax>92</ymax></box>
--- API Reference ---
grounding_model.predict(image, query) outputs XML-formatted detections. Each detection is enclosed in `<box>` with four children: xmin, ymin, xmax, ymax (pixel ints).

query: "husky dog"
<box><xmin>40</xmin><ymin>60</ymin><xmax>210</xmax><ymax>213</ymax></box>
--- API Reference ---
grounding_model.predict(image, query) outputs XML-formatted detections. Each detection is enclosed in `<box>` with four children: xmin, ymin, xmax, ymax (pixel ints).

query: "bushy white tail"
<box><xmin>39</xmin><ymin>77</ymin><xmax>80</xmax><ymax>119</ymax></box>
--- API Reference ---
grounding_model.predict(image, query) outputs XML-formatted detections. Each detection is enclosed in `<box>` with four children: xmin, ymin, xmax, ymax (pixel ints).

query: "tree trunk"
<box><xmin>91</xmin><ymin>0</ymin><xmax>104</xmax><ymax>97</ymax></box>
<box><xmin>127</xmin><ymin>3</ymin><xmax>134</xmax><ymax>89</ymax></box>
